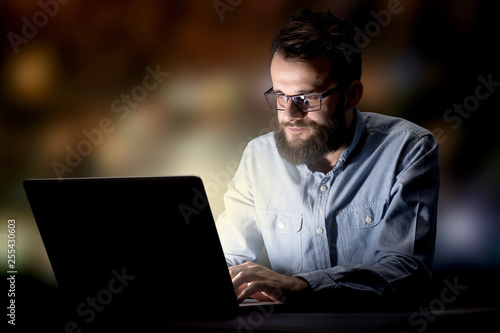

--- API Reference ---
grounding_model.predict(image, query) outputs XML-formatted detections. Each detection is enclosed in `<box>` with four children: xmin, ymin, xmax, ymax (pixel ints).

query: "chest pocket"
<box><xmin>336</xmin><ymin>200</ymin><xmax>386</xmax><ymax>264</ymax></box>
<box><xmin>257</xmin><ymin>210</ymin><xmax>303</xmax><ymax>275</ymax></box>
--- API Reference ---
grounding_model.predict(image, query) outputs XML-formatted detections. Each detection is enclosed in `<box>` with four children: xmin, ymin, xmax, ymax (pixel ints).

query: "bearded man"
<box><xmin>216</xmin><ymin>8</ymin><xmax>440</xmax><ymax>310</ymax></box>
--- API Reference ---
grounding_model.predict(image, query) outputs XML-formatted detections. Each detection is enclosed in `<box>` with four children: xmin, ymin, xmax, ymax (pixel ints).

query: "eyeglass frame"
<box><xmin>264</xmin><ymin>86</ymin><xmax>340</xmax><ymax>112</ymax></box>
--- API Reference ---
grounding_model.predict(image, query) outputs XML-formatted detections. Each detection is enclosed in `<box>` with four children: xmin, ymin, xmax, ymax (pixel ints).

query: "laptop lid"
<box><xmin>24</xmin><ymin>176</ymin><xmax>240</xmax><ymax>327</ymax></box>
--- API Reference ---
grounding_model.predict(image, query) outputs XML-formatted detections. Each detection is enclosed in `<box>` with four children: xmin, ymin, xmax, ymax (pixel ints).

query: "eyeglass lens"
<box><xmin>268</xmin><ymin>94</ymin><xmax>321</xmax><ymax>111</ymax></box>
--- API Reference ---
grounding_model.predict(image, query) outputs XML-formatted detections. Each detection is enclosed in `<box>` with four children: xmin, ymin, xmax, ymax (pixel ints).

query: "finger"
<box><xmin>228</xmin><ymin>261</ymin><xmax>254</xmax><ymax>278</ymax></box>
<box><xmin>236</xmin><ymin>281</ymin><xmax>282</xmax><ymax>303</ymax></box>
<box><xmin>236</xmin><ymin>281</ymin><xmax>267</xmax><ymax>302</ymax></box>
<box><xmin>228</xmin><ymin>266</ymin><xmax>243</xmax><ymax>279</ymax></box>
<box><xmin>248</xmin><ymin>291</ymin><xmax>274</xmax><ymax>302</ymax></box>
<box><xmin>232</xmin><ymin>270</ymin><xmax>260</xmax><ymax>291</ymax></box>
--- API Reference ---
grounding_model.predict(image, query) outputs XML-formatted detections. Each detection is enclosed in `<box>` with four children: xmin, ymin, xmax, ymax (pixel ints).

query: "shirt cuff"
<box><xmin>295</xmin><ymin>270</ymin><xmax>337</xmax><ymax>293</ymax></box>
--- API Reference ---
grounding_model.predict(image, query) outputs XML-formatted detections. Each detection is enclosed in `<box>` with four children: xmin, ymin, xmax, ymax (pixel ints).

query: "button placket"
<box><xmin>316</xmin><ymin>178</ymin><xmax>330</xmax><ymax>238</ymax></box>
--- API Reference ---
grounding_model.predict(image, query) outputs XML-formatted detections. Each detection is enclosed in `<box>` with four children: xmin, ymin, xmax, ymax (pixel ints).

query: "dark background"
<box><xmin>1</xmin><ymin>0</ymin><xmax>499</xmax><ymax>331</ymax></box>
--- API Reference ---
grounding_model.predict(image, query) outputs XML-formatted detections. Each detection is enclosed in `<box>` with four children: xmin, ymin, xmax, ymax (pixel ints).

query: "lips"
<box><xmin>285</xmin><ymin>125</ymin><xmax>311</xmax><ymax>135</ymax></box>
<box><xmin>287</xmin><ymin>126</ymin><xmax>304</xmax><ymax>132</ymax></box>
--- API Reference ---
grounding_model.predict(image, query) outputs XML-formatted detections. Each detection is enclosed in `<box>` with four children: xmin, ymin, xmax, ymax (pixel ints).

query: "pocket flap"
<box><xmin>258</xmin><ymin>210</ymin><xmax>303</xmax><ymax>233</ymax></box>
<box><xmin>336</xmin><ymin>201</ymin><xmax>386</xmax><ymax>229</ymax></box>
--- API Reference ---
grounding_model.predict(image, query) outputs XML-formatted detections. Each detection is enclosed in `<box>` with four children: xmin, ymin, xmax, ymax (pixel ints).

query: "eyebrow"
<box><xmin>272</xmin><ymin>89</ymin><xmax>316</xmax><ymax>95</ymax></box>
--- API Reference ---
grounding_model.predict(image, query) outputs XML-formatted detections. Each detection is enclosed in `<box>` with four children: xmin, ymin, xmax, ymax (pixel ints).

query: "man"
<box><xmin>216</xmin><ymin>8</ymin><xmax>439</xmax><ymax>310</ymax></box>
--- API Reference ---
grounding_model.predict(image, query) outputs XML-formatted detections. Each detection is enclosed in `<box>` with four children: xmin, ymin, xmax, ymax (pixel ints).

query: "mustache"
<box><xmin>278</xmin><ymin>121</ymin><xmax>319</xmax><ymax>129</ymax></box>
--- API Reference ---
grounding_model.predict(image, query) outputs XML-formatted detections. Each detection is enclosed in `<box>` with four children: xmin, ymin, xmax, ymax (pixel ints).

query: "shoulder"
<box><xmin>240</xmin><ymin>132</ymin><xmax>296</xmax><ymax>174</ymax></box>
<box><xmin>361</xmin><ymin>112</ymin><xmax>431</xmax><ymax>139</ymax></box>
<box><xmin>356</xmin><ymin>112</ymin><xmax>439</xmax><ymax>176</ymax></box>
<box><xmin>245</xmin><ymin>132</ymin><xmax>278</xmax><ymax>154</ymax></box>
<box><xmin>359</xmin><ymin>111</ymin><xmax>437</xmax><ymax>148</ymax></box>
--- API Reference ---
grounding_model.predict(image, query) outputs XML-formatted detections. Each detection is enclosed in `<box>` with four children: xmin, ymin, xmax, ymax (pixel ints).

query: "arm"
<box><xmin>216</xmin><ymin>147</ymin><xmax>264</xmax><ymax>267</ymax></box>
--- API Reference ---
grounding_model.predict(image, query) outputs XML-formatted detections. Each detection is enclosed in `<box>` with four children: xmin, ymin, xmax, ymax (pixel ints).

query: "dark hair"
<box><xmin>271</xmin><ymin>8</ymin><xmax>361</xmax><ymax>86</ymax></box>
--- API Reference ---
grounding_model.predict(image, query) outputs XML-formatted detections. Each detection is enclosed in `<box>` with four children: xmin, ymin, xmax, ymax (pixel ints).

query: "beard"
<box><xmin>274</xmin><ymin>109</ymin><xmax>347</xmax><ymax>166</ymax></box>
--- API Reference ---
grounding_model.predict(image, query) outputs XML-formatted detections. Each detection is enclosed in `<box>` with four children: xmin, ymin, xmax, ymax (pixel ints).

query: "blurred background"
<box><xmin>1</xmin><ymin>0</ymin><xmax>499</xmax><ymax>327</ymax></box>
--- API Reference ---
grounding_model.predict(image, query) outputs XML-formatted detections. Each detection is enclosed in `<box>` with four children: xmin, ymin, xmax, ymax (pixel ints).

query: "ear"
<box><xmin>344</xmin><ymin>80</ymin><xmax>363</xmax><ymax>111</ymax></box>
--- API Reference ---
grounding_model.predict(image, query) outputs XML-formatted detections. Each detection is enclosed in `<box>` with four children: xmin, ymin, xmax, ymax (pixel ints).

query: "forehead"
<box><xmin>270</xmin><ymin>53</ymin><xmax>333</xmax><ymax>94</ymax></box>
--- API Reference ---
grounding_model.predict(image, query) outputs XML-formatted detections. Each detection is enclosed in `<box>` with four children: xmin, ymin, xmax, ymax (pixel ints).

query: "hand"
<box><xmin>229</xmin><ymin>262</ymin><xmax>310</xmax><ymax>303</ymax></box>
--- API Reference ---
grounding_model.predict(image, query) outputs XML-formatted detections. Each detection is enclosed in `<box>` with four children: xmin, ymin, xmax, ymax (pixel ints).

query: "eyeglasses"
<box><xmin>264</xmin><ymin>86</ymin><xmax>339</xmax><ymax>112</ymax></box>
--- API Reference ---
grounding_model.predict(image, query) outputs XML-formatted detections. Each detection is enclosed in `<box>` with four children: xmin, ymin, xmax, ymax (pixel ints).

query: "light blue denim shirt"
<box><xmin>216</xmin><ymin>108</ymin><xmax>440</xmax><ymax>306</ymax></box>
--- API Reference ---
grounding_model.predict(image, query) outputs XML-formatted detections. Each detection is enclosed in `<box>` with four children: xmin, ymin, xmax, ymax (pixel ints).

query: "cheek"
<box><xmin>322</xmin><ymin>94</ymin><xmax>342</xmax><ymax>115</ymax></box>
<box><xmin>317</xmin><ymin>101</ymin><xmax>342</xmax><ymax>124</ymax></box>
<box><xmin>277</xmin><ymin>112</ymin><xmax>285</xmax><ymax>123</ymax></box>
<box><xmin>305</xmin><ymin>111</ymin><xmax>329</xmax><ymax>126</ymax></box>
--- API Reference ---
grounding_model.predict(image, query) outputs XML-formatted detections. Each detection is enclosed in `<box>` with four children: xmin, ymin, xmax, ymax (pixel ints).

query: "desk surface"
<box><xmin>144</xmin><ymin>307</ymin><xmax>500</xmax><ymax>333</ymax></box>
<box><xmin>11</xmin><ymin>273</ymin><xmax>500</xmax><ymax>332</ymax></box>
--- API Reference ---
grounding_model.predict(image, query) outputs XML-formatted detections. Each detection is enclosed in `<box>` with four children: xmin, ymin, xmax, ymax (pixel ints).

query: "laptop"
<box><xmin>24</xmin><ymin>176</ymin><xmax>281</xmax><ymax>330</ymax></box>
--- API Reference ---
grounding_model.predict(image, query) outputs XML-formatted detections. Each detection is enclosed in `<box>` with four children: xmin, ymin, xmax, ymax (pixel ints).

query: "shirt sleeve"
<box><xmin>216</xmin><ymin>144</ymin><xmax>264</xmax><ymax>266</ymax></box>
<box><xmin>296</xmin><ymin>134</ymin><xmax>440</xmax><ymax>310</ymax></box>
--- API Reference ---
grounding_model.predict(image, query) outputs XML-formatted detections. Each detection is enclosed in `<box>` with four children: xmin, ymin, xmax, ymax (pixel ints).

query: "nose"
<box><xmin>281</xmin><ymin>99</ymin><xmax>305</xmax><ymax>123</ymax></box>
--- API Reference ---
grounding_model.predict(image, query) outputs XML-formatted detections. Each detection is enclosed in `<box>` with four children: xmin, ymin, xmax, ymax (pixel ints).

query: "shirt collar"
<box><xmin>341</xmin><ymin>107</ymin><xmax>366</xmax><ymax>164</ymax></box>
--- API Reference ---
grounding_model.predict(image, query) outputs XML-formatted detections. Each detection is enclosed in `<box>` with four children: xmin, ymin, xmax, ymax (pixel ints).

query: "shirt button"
<box><xmin>317</xmin><ymin>227</ymin><xmax>324</xmax><ymax>234</ymax></box>
<box><xmin>320</xmin><ymin>185</ymin><xmax>328</xmax><ymax>192</ymax></box>
<box><xmin>278</xmin><ymin>222</ymin><xmax>285</xmax><ymax>229</ymax></box>
<box><xmin>365</xmin><ymin>216</ymin><xmax>373</xmax><ymax>224</ymax></box>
